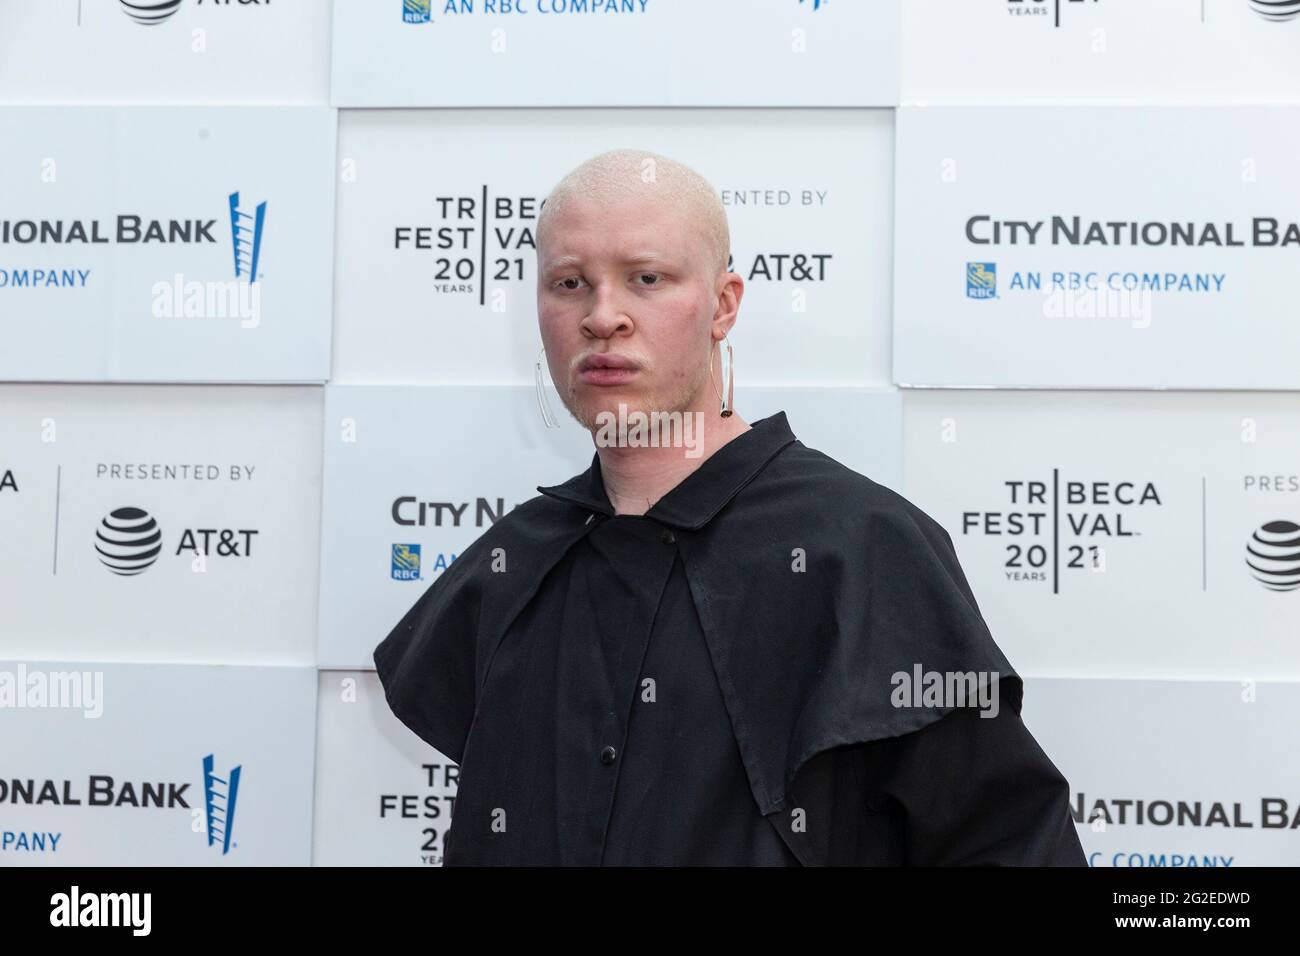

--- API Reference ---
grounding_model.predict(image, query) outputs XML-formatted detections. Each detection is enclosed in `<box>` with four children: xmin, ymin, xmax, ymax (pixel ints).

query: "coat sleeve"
<box><xmin>372</xmin><ymin>531</ymin><xmax>489</xmax><ymax>765</ymax></box>
<box><xmin>856</xmin><ymin>702</ymin><xmax>1087</xmax><ymax>866</ymax></box>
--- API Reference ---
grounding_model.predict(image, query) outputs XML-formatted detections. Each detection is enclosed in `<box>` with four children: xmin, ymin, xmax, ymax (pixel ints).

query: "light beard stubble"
<box><xmin>558</xmin><ymin>357</ymin><xmax>711</xmax><ymax>435</ymax></box>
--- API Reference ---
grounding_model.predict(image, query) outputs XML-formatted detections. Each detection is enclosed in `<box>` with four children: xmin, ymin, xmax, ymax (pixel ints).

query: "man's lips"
<box><xmin>577</xmin><ymin>354</ymin><xmax>640</xmax><ymax>386</ymax></box>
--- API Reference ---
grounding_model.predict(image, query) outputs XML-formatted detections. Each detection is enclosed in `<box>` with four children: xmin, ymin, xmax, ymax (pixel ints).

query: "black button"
<box><xmin>599</xmin><ymin>746</ymin><xmax>617</xmax><ymax>765</ymax></box>
<box><xmin>866</xmin><ymin>793</ymin><xmax>888</xmax><ymax>813</ymax></box>
<box><xmin>659</xmin><ymin>529</ymin><xmax>675</xmax><ymax>545</ymax></box>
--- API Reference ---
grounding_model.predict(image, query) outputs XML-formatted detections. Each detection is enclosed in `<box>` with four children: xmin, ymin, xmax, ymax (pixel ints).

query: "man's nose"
<box><xmin>582</xmin><ymin>282</ymin><xmax>633</xmax><ymax>338</ymax></box>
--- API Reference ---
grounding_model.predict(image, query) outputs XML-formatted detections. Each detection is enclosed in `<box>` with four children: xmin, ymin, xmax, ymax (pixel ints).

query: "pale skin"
<box><xmin>537</xmin><ymin>190</ymin><xmax>750</xmax><ymax>516</ymax></box>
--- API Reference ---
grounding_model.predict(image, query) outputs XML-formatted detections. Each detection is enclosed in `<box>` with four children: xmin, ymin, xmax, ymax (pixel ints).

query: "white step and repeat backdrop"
<box><xmin>1</xmin><ymin>0</ymin><xmax>1297</xmax><ymax>867</ymax></box>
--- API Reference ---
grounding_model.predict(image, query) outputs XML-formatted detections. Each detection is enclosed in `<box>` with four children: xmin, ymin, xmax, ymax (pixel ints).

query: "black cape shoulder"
<box><xmin>374</xmin><ymin>438</ymin><xmax>1022</xmax><ymax>819</ymax></box>
<box><xmin>373</xmin><ymin>493</ymin><xmax>588</xmax><ymax>765</ymax></box>
<box><xmin>670</xmin><ymin>440</ymin><xmax>1023</xmax><ymax>816</ymax></box>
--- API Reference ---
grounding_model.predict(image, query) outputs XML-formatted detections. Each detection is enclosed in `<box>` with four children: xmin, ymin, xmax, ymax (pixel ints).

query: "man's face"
<box><xmin>537</xmin><ymin>191</ymin><xmax>722</xmax><ymax>432</ymax></box>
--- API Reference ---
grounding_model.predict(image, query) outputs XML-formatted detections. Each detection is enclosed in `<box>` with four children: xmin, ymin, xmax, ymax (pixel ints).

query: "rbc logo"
<box><xmin>403</xmin><ymin>0</ymin><xmax>431</xmax><ymax>23</ymax></box>
<box><xmin>392</xmin><ymin>543</ymin><xmax>421</xmax><ymax>580</ymax></box>
<box><xmin>966</xmin><ymin>262</ymin><xmax>997</xmax><ymax>299</ymax></box>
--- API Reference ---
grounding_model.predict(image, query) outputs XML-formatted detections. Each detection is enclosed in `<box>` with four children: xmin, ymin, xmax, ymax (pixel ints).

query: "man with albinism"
<box><xmin>374</xmin><ymin>148</ymin><xmax>1086</xmax><ymax>867</ymax></box>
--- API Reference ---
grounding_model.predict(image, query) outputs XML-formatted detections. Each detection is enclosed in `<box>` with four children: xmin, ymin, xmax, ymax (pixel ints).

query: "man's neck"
<box><xmin>595</xmin><ymin>410</ymin><xmax>752</xmax><ymax>516</ymax></box>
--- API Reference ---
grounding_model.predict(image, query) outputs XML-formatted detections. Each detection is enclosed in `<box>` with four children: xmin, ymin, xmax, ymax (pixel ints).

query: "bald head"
<box><xmin>537</xmin><ymin>149</ymin><xmax>730</xmax><ymax>279</ymax></box>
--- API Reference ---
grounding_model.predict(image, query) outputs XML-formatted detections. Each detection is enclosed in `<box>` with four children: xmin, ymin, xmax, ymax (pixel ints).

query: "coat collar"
<box><xmin>536</xmin><ymin>411</ymin><xmax>798</xmax><ymax>531</ymax></box>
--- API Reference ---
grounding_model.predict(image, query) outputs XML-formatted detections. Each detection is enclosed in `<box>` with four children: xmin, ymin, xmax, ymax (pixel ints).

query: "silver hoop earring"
<box><xmin>535</xmin><ymin>347</ymin><xmax>561</xmax><ymax>429</ymax></box>
<box><xmin>709</xmin><ymin>335</ymin><xmax>734</xmax><ymax>418</ymax></box>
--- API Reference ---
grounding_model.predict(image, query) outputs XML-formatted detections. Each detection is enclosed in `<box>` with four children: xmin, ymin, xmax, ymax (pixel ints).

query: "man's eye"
<box><xmin>556</xmin><ymin>276</ymin><xmax>585</xmax><ymax>291</ymax></box>
<box><xmin>636</xmin><ymin>272</ymin><xmax>661</xmax><ymax>286</ymax></box>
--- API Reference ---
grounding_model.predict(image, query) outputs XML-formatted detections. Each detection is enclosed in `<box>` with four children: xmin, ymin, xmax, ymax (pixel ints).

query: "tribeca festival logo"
<box><xmin>966</xmin><ymin>262</ymin><xmax>997</xmax><ymax>299</ymax></box>
<box><xmin>393</xmin><ymin>191</ymin><xmax>542</xmax><ymax>305</ymax></box>
<box><xmin>393</xmin><ymin>188</ymin><xmax>829</xmax><ymax>306</ymax></box>
<box><xmin>378</xmin><ymin>763</ymin><xmax>459</xmax><ymax>866</ymax></box>
<box><xmin>1249</xmin><ymin>0</ymin><xmax>1300</xmax><ymax>22</ymax></box>
<box><xmin>201</xmin><ymin>753</ymin><xmax>241</xmax><ymax>855</ymax></box>
<box><xmin>151</xmin><ymin>190</ymin><xmax>267</xmax><ymax>327</ymax></box>
<box><xmin>1245</xmin><ymin>519</ymin><xmax>1300</xmax><ymax>591</ymax></box>
<box><xmin>961</xmin><ymin>471</ymin><xmax>1163</xmax><ymax>594</ymax></box>
<box><xmin>403</xmin><ymin>0</ymin><xmax>432</xmax><ymax>23</ymax></box>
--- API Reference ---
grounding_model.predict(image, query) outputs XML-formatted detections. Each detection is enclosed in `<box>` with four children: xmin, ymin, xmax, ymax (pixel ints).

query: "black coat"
<box><xmin>374</xmin><ymin>410</ymin><xmax>1087</xmax><ymax>866</ymax></box>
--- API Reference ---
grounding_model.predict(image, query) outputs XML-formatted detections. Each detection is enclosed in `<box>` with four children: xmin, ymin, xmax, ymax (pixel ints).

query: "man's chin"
<box><xmin>562</xmin><ymin>393</ymin><xmax>668</xmax><ymax>432</ymax></box>
<box><xmin>564</xmin><ymin>397</ymin><xmax>629</xmax><ymax>433</ymax></box>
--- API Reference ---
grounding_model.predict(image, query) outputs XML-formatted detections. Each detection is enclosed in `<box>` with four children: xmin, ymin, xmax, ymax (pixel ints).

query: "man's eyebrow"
<box><xmin>542</xmin><ymin>252</ymin><xmax>676</xmax><ymax>272</ymax></box>
<box><xmin>543</xmin><ymin>252</ymin><xmax>676</xmax><ymax>267</ymax></box>
<box><xmin>543</xmin><ymin>254</ymin><xmax>583</xmax><ymax>273</ymax></box>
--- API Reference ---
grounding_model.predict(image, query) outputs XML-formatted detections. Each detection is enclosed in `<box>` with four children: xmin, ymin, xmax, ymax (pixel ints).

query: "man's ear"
<box><xmin>712</xmin><ymin>271</ymin><xmax>744</xmax><ymax>336</ymax></box>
